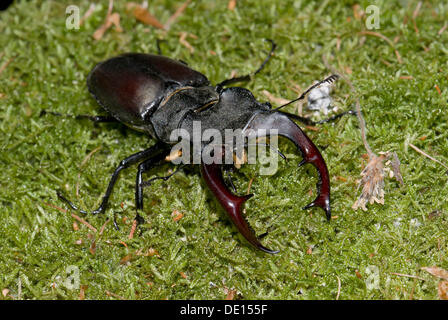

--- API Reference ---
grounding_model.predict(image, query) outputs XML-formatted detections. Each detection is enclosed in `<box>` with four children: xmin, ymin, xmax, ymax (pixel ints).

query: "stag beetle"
<box><xmin>57</xmin><ymin>41</ymin><xmax>344</xmax><ymax>254</ymax></box>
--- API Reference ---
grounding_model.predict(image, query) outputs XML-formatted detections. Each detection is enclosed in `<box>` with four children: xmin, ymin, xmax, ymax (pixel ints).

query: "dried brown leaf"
<box><xmin>224</xmin><ymin>287</ymin><xmax>237</xmax><ymax>300</ymax></box>
<box><xmin>89</xmin><ymin>240</ymin><xmax>96</xmax><ymax>255</ymax></box>
<box><xmin>132</xmin><ymin>5</ymin><xmax>165</xmax><ymax>29</ymax></box>
<box><xmin>228</xmin><ymin>0</ymin><xmax>237</xmax><ymax>10</ymax></box>
<box><xmin>352</xmin><ymin>154</ymin><xmax>387</xmax><ymax>211</ymax></box>
<box><xmin>120</xmin><ymin>253</ymin><xmax>133</xmax><ymax>265</ymax></box>
<box><xmin>422</xmin><ymin>266</ymin><xmax>448</xmax><ymax>281</ymax></box>
<box><xmin>438</xmin><ymin>281</ymin><xmax>448</xmax><ymax>300</ymax></box>
<box><xmin>79</xmin><ymin>285</ymin><xmax>88</xmax><ymax>300</ymax></box>
<box><xmin>108</xmin><ymin>12</ymin><xmax>123</xmax><ymax>33</ymax></box>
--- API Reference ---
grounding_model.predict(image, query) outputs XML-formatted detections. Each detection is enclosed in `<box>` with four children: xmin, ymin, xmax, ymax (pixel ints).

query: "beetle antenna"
<box><xmin>270</xmin><ymin>74</ymin><xmax>339</xmax><ymax>113</ymax></box>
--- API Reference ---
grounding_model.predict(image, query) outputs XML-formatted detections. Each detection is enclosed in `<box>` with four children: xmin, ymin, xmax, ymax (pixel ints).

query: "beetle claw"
<box><xmin>201</xmin><ymin>162</ymin><xmax>279</xmax><ymax>254</ymax></box>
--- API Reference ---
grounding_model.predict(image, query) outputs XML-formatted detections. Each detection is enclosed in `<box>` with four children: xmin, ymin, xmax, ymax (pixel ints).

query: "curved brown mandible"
<box><xmin>201</xmin><ymin>162</ymin><xmax>279</xmax><ymax>254</ymax></box>
<box><xmin>200</xmin><ymin>111</ymin><xmax>331</xmax><ymax>254</ymax></box>
<box><xmin>245</xmin><ymin>111</ymin><xmax>331</xmax><ymax>219</ymax></box>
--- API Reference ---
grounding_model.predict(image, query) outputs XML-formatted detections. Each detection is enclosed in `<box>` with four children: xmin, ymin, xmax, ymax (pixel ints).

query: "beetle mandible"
<box><xmin>58</xmin><ymin>41</ymin><xmax>341</xmax><ymax>253</ymax></box>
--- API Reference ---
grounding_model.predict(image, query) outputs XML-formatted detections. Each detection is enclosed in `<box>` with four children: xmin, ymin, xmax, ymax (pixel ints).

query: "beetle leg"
<box><xmin>40</xmin><ymin>110</ymin><xmax>119</xmax><ymax>123</ymax></box>
<box><xmin>201</xmin><ymin>162</ymin><xmax>279</xmax><ymax>254</ymax></box>
<box><xmin>58</xmin><ymin>142</ymin><xmax>169</xmax><ymax>215</ymax></box>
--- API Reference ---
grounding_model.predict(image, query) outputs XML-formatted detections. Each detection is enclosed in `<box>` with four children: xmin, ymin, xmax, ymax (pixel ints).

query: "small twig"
<box><xmin>412</xmin><ymin>1</ymin><xmax>422</xmax><ymax>34</ymax></box>
<box><xmin>44</xmin><ymin>201</ymin><xmax>98</xmax><ymax>232</ymax></box>
<box><xmin>358</xmin><ymin>31</ymin><xmax>402</xmax><ymax>64</ymax></box>
<box><xmin>71</xmin><ymin>213</ymin><xmax>98</xmax><ymax>233</ymax></box>
<box><xmin>129</xmin><ymin>3</ymin><xmax>165</xmax><ymax>29</ymax></box>
<box><xmin>228</xmin><ymin>0</ymin><xmax>237</xmax><ymax>10</ymax></box>
<box><xmin>179</xmin><ymin>32</ymin><xmax>195</xmax><ymax>53</ymax></box>
<box><xmin>409</xmin><ymin>143</ymin><xmax>448</xmax><ymax>171</ymax></box>
<box><xmin>247</xmin><ymin>177</ymin><xmax>255</xmax><ymax>195</ymax></box>
<box><xmin>43</xmin><ymin>201</ymin><xmax>67</xmax><ymax>214</ymax></box>
<box><xmin>98</xmin><ymin>218</ymin><xmax>110</xmax><ymax>236</ymax></box>
<box><xmin>390</xmin><ymin>272</ymin><xmax>425</xmax><ymax>281</ymax></box>
<box><xmin>0</xmin><ymin>56</ymin><xmax>15</xmax><ymax>75</ymax></box>
<box><xmin>79</xmin><ymin>3</ymin><xmax>96</xmax><ymax>26</ymax></box>
<box><xmin>438</xmin><ymin>22</ymin><xmax>448</xmax><ymax>35</ymax></box>
<box><xmin>105</xmin><ymin>290</ymin><xmax>126</xmax><ymax>300</ymax></box>
<box><xmin>164</xmin><ymin>0</ymin><xmax>191</xmax><ymax>30</ymax></box>
<box><xmin>262</xmin><ymin>90</ymin><xmax>290</xmax><ymax>105</ymax></box>
<box><xmin>128</xmin><ymin>218</ymin><xmax>138</xmax><ymax>239</ymax></box>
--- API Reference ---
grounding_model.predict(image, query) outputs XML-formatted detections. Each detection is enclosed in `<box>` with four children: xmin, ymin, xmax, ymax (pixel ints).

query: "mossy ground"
<box><xmin>0</xmin><ymin>0</ymin><xmax>447</xmax><ymax>300</ymax></box>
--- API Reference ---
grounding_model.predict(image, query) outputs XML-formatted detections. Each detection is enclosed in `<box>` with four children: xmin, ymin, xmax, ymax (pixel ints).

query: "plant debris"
<box><xmin>228</xmin><ymin>0</ymin><xmax>237</xmax><ymax>11</ymax></box>
<box><xmin>127</xmin><ymin>2</ymin><xmax>165</xmax><ymax>29</ymax></box>
<box><xmin>422</xmin><ymin>266</ymin><xmax>448</xmax><ymax>300</ymax></box>
<box><xmin>93</xmin><ymin>0</ymin><xmax>123</xmax><ymax>40</ymax></box>
<box><xmin>322</xmin><ymin>56</ymin><xmax>403</xmax><ymax>211</ymax></box>
<box><xmin>179</xmin><ymin>32</ymin><xmax>196</xmax><ymax>53</ymax></box>
<box><xmin>409</xmin><ymin>143</ymin><xmax>448</xmax><ymax>173</ymax></box>
<box><xmin>172</xmin><ymin>210</ymin><xmax>184</xmax><ymax>221</ymax></box>
<box><xmin>306</xmin><ymin>80</ymin><xmax>335</xmax><ymax>115</ymax></box>
<box><xmin>79</xmin><ymin>3</ymin><xmax>96</xmax><ymax>26</ymax></box>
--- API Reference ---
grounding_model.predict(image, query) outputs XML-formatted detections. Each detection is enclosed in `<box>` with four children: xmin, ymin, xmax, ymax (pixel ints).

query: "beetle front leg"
<box><xmin>135</xmin><ymin>153</ymin><xmax>172</xmax><ymax>211</ymax></box>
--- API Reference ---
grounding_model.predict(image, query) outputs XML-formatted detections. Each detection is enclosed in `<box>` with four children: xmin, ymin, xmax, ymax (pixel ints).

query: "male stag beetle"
<box><xmin>57</xmin><ymin>40</ymin><xmax>347</xmax><ymax>253</ymax></box>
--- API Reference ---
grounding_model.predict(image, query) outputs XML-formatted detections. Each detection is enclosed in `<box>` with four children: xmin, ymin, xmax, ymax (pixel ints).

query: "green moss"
<box><xmin>0</xmin><ymin>0</ymin><xmax>447</xmax><ymax>299</ymax></box>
